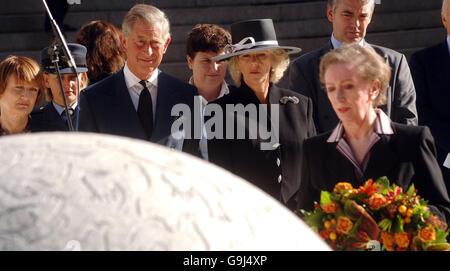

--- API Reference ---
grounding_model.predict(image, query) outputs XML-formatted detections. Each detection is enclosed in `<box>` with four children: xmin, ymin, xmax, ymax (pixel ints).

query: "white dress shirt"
<box><xmin>52</xmin><ymin>101</ymin><xmax>77</xmax><ymax>116</ymax></box>
<box><xmin>123</xmin><ymin>62</ymin><xmax>158</xmax><ymax>122</ymax></box>
<box><xmin>189</xmin><ymin>76</ymin><xmax>230</xmax><ymax>160</ymax></box>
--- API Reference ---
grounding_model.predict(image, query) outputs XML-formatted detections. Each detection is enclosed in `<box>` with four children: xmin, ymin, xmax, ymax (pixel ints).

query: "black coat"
<box><xmin>30</xmin><ymin>103</ymin><xmax>75</xmax><ymax>132</ymax></box>
<box><xmin>409</xmin><ymin>41</ymin><xmax>450</xmax><ymax>192</ymax></box>
<box><xmin>207</xmin><ymin>82</ymin><xmax>316</xmax><ymax>209</ymax></box>
<box><xmin>78</xmin><ymin>69</ymin><xmax>200</xmax><ymax>156</ymax></box>
<box><xmin>296</xmin><ymin>122</ymin><xmax>450</xmax><ymax>224</ymax></box>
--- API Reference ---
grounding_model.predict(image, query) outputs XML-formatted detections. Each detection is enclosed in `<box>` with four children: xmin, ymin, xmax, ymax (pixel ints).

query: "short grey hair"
<box><xmin>443</xmin><ymin>0</ymin><xmax>449</xmax><ymax>17</ymax></box>
<box><xmin>122</xmin><ymin>4</ymin><xmax>171</xmax><ymax>42</ymax></box>
<box><xmin>328</xmin><ymin>0</ymin><xmax>375</xmax><ymax>13</ymax></box>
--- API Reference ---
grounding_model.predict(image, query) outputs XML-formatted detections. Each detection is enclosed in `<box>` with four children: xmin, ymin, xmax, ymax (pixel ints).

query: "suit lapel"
<box><xmin>364</xmin><ymin>133</ymin><xmax>399</xmax><ymax>181</ymax></box>
<box><xmin>435</xmin><ymin>41</ymin><xmax>450</xmax><ymax>85</ymax></box>
<box><xmin>110</xmin><ymin>70</ymin><xmax>147</xmax><ymax>140</ymax></box>
<box><xmin>268</xmin><ymin>85</ymin><xmax>287</xmax><ymax>148</ymax></box>
<box><xmin>46</xmin><ymin>103</ymin><xmax>66</xmax><ymax>125</ymax></box>
<box><xmin>324</xmin><ymin>141</ymin><xmax>359</xmax><ymax>186</ymax></box>
<box><xmin>152</xmin><ymin>72</ymin><xmax>179</xmax><ymax>143</ymax></box>
<box><xmin>40</xmin><ymin>103</ymin><xmax>69</xmax><ymax>131</ymax></box>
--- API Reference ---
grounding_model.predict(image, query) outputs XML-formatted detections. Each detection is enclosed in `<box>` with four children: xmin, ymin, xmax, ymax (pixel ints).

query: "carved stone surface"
<box><xmin>0</xmin><ymin>132</ymin><xmax>329</xmax><ymax>251</ymax></box>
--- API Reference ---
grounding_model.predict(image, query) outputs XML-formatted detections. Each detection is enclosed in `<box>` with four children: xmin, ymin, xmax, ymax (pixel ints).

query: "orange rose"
<box><xmin>381</xmin><ymin>232</ymin><xmax>395</xmax><ymax>251</ymax></box>
<box><xmin>321</xmin><ymin>202</ymin><xmax>337</xmax><ymax>214</ymax></box>
<box><xmin>394</xmin><ymin>232</ymin><xmax>410</xmax><ymax>249</ymax></box>
<box><xmin>336</xmin><ymin>216</ymin><xmax>353</xmax><ymax>235</ymax></box>
<box><xmin>333</xmin><ymin>182</ymin><xmax>354</xmax><ymax>194</ymax></box>
<box><xmin>368</xmin><ymin>193</ymin><xmax>388</xmax><ymax>210</ymax></box>
<box><xmin>418</xmin><ymin>226</ymin><xmax>436</xmax><ymax>242</ymax></box>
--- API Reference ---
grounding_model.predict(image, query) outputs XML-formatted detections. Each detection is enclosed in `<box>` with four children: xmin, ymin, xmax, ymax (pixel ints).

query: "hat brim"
<box><xmin>212</xmin><ymin>45</ymin><xmax>302</xmax><ymax>62</ymax></box>
<box><xmin>45</xmin><ymin>67</ymin><xmax>88</xmax><ymax>74</ymax></box>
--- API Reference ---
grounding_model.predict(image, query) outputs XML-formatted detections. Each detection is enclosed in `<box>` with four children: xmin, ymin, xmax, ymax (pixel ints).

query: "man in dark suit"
<box><xmin>79</xmin><ymin>4</ymin><xmax>198</xmax><ymax>154</ymax></box>
<box><xmin>31</xmin><ymin>43</ymin><xmax>89</xmax><ymax>132</ymax></box>
<box><xmin>409</xmin><ymin>0</ymin><xmax>450</xmax><ymax>192</ymax></box>
<box><xmin>289</xmin><ymin>0</ymin><xmax>417</xmax><ymax>133</ymax></box>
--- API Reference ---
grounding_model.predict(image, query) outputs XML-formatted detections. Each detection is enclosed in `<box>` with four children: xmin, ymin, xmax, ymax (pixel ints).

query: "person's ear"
<box><xmin>327</xmin><ymin>5</ymin><xmax>334</xmax><ymax>23</ymax></box>
<box><xmin>120</xmin><ymin>34</ymin><xmax>127</xmax><ymax>54</ymax></box>
<box><xmin>370</xmin><ymin>80</ymin><xmax>381</xmax><ymax>100</ymax></box>
<box><xmin>43</xmin><ymin>72</ymin><xmax>51</xmax><ymax>88</ymax></box>
<box><xmin>187</xmin><ymin>55</ymin><xmax>193</xmax><ymax>70</ymax></box>
<box><xmin>80</xmin><ymin>73</ymin><xmax>89</xmax><ymax>89</ymax></box>
<box><xmin>162</xmin><ymin>37</ymin><xmax>171</xmax><ymax>54</ymax></box>
<box><xmin>442</xmin><ymin>12</ymin><xmax>448</xmax><ymax>30</ymax></box>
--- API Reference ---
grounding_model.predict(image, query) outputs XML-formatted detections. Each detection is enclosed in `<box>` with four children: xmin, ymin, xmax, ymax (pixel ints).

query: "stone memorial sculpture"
<box><xmin>0</xmin><ymin>133</ymin><xmax>329</xmax><ymax>251</ymax></box>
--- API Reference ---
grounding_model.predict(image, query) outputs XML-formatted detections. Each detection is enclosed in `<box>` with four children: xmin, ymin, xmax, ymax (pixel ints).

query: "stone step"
<box><xmin>0</xmin><ymin>0</ymin><xmax>321</xmax><ymax>15</ymax></box>
<box><xmin>365</xmin><ymin>27</ymin><xmax>447</xmax><ymax>50</ymax></box>
<box><xmin>1</xmin><ymin>2</ymin><xmax>327</xmax><ymax>33</ymax></box>
<box><xmin>373</xmin><ymin>0</ymin><xmax>442</xmax><ymax>13</ymax></box>
<box><xmin>1</xmin><ymin>26</ymin><xmax>444</xmax><ymax>62</ymax></box>
<box><xmin>1</xmin><ymin>0</ymin><xmax>442</xmax><ymax>15</ymax></box>
<box><xmin>1</xmin><ymin>6</ymin><xmax>444</xmax><ymax>53</ymax></box>
<box><xmin>1</xmin><ymin>0</ymin><xmax>443</xmax><ymax>33</ymax></box>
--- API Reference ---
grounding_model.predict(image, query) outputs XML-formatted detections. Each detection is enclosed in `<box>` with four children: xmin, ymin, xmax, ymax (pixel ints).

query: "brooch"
<box><xmin>279</xmin><ymin>96</ymin><xmax>299</xmax><ymax>104</ymax></box>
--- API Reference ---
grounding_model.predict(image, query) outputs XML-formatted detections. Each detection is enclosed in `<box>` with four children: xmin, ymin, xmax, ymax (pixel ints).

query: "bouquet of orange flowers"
<box><xmin>299</xmin><ymin>177</ymin><xmax>449</xmax><ymax>251</ymax></box>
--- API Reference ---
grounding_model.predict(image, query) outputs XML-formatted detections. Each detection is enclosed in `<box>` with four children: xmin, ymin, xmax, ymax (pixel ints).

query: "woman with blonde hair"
<box><xmin>296</xmin><ymin>44</ymin><xmax>450</xmax><ymax>223</ymax></box>
<box><xmin>208</xmin><ymin>19</ymin><xmax>316</xmax><ymax>210</ymax></box>
<box><xmin>0</xmin><ymin>55</ymin><xmax>44</xmax><ymax>135</ymax></box>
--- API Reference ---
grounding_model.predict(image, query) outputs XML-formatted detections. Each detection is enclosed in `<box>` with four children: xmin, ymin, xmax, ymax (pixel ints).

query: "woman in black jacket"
<box><xmin>207</xmin><ymin>19</ymin><xmax>316</xmax><ymax>209</ymax></box>
<box><xmin>295</xmin><ymin>44</ymin><xmax>450</xmax><ymax>224</ymax></box>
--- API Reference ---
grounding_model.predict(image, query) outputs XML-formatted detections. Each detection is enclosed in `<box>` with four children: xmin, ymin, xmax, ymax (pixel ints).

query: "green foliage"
<box><xmin>304</xmin><ymin>209</ymin><xmax>325</xmax><ymax>229</ymax></box>
<box><xmin>349</xmin><ymin>217</ymin><xmax>363</xmax><ymax>237</ymax></box>
<box><xmin>407</xmin><ymin>183</ymin><xmax>415</xmax><ymax>196</ymax></box>
<box><xmin>378</xmin><ymin>218</ymin><xmax>392</xmax><ymax>232</ymax></box>
<box><xmin>375</xmin><ymin>176</ymin><xmax>390</xmax><ymax>194</ymax></box>
<box><xmin>392</xmin><ymin>215</ymin><xmax>404</xmax><ymax>233</ymax></box>
<box><xmin>433</xmin><ymin>228</ymin><xmax>449</xmax><ymax>244</ymax></box>
<box><xmin>320</xmin><ymin>191</ymin><xmax>332</xmax><ymax>205</ymax></box>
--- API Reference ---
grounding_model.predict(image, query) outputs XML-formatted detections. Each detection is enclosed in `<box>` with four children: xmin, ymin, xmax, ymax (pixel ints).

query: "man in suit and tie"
<box><xmin>31</xmin><ymin>43</ymin><xmax>89</xmax><ymax>132</ymax></box>
<box><xmin>289</xmin><ymin>0</ymin><xmax>418</xmax><ymax>134</ymax></box>
<box><xmin>79</xmin><ymin>4</ymin><xmax>198</xmax><ymax>154</ymax></box>
<box><xmin>409</xmin><ymin>0</ymin><xmax>450</xmax><ymax>192</ymax></box>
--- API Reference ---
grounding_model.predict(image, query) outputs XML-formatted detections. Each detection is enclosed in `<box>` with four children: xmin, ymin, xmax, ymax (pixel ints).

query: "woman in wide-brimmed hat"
<box><xmin>207</xmin><ymin>19</ymin><xmax>316</xmax><ymax>210</ymax></box>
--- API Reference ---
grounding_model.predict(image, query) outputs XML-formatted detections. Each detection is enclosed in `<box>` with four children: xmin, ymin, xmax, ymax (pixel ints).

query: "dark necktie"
<box><xmin>138</xmin><ymin>80</ymin><xmax>153</xmax><ymax>139</ymax></box>
<box><xmin>61</xmin><ymin>108</ymin><xmax>74</xmax><ymax>123</ymax></box>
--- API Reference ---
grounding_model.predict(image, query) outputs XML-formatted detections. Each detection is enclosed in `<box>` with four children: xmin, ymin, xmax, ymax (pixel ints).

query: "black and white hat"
<box><xmin>212</xmin><ymin>19</ymin><xmax>301</xmax><ymax>62</ymax></box>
